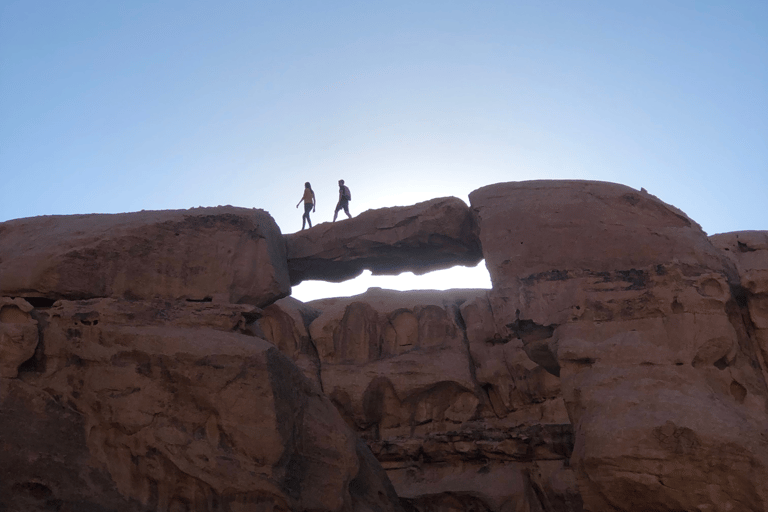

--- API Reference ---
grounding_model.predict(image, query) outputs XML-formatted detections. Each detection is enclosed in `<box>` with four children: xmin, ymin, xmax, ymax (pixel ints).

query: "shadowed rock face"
<box><xmin>710</xmin><ymin>230</ymin><xmax>768</xmax><ymax>397</ymax></box>
<box><xmin>258</xmin><ymin>289</ymin><xmax>581</xmax><ymax>512</ymax></box>
<box><xmin>0</xmin><ymin>206</ymin><xmax>290</xmax><ymax>307</ymax></box>
<box><xmin>469</xmin><ymin>181</ymin><xmax>768</xmax><ymax>512</ymax></box>
<box><xmin>0</xmin><ymin>298</ymin><xmax>404</xmax><ymax>512</ymax></box>
<box><xmin>284</xmin><ymin>197</ymin><xmax>482</xmax><ymax>285</ymax></box>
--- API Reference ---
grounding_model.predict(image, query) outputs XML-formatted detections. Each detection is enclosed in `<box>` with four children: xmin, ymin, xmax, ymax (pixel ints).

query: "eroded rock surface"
<box><xmin>258</xmin><ymin>288</ymin><xmax>581</xmax><ymax>512</ymax></box>
<box><xmin>469</xmin><ymin>181</ymin><xmax>768</xmax><ymax>512</ymax></box>
<box><xmin>710</xmin><ymin>231</ymin><xmax>768</xmax><ymax>372</ymax></box>
<box><xmin>0</xmin><ymin>298</ymin><xmax>403</xmax><ymax>512</ymax></box>
<box><xmin>0</xmin><ymin>297</ymin><xmax>39</xmax><ymax>379</ymax></box>
<box><xmin>284</xmin><ymin>197</ymin><xmax>482</xmax><ymax>285</ymax></box>
<box><xmin>0</xmin><ymin>207</ymin><xmax>290</xmax><ymax>307</ymax></box>
<box><xmin>3</xmin><ymin>182</ymin><xmax>767</xmax><ymax>512</ymax></box>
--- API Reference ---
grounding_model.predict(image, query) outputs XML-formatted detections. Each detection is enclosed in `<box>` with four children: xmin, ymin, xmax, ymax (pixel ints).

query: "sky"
<box><xmin>1</xmin><ymin>1</ymin><xmax>766</xmax><ymax>301</ymax></box>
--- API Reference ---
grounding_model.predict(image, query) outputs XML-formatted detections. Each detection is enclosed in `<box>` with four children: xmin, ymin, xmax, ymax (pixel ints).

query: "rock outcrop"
<box><xmin>0</xmin><ymin>208</ymin><xmax>404</xmax><ymax>512</ymax></box>
<box><xmin>0</xmin><ymin>207</ymin><xmax>290</xmax><ymax>307</ymax></box>
<box><xmin>257</xmin><ymin>288</ymin><xmax>582</xmax><ymax>512</ymax></box>
<box><xmin>0</xmin><ymin>298</ymin><xmax>403</xmax><ymax>512</ymax></box>
<box><xmin>710</xmin><ymin>231</ymin><xmax>768</xmax><ymax>372</ymax></box>
<box><xmin>3</xmin><ymin>181</ymin><xmax>767</xmax><ymax>512</ymax></box>
<box><xmin>284</xmin><ymin>197</ymin><xmax>482</xmax><ymax>285</ymax></box>
<box><xmin>469</xmin><ymin>181</ymin><xmax>768</xmax><ymax>512</ymax></box>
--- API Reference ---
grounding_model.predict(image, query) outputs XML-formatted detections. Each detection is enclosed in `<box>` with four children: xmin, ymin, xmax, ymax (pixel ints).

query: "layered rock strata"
<box><xmin>257</xmin><ymin>289</ymin><xmax>582</xmax><ymax>512</ymax></box>
<box><xmin>0</xmin><ymin>206</ymin><xmax>290</xmax><ymax>307</ymax></box>
<box><xmin>469</xmin><ymin>181</ymin><xmax>768</xmax><ymax>512</ymax></box>
<box><xmin>284</xmin><ymin>197</ymin><xmax>482</xmax><ymax>285</ymax></box>
<box><xmin>0</xmin><ymin>208</ymin><xmax>404</xmax><ymax>512</ymax></box>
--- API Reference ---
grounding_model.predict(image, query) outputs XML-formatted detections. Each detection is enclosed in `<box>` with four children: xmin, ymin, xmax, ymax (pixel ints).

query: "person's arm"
<box><xmin>312</xmin><ymin>191</ymin><xmax>316</xmax><ymax>212</ymax></box>
<box><xmin>296</xmin><ymin>195</ymin><xmax>302</xmax><ymax>208</ymax></box>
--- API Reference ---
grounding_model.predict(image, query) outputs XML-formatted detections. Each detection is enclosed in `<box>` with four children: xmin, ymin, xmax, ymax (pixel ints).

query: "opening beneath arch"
<box><xmin>291</xmin><ymin>260</ymin><xmax>492</xmax><ymax>303</ymax></box>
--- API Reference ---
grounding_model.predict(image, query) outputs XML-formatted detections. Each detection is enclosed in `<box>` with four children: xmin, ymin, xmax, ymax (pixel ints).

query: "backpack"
<box><xmin>343</xmin><ymin>186</ymin><xmax>351</xmax><ymax>201</ymax></box>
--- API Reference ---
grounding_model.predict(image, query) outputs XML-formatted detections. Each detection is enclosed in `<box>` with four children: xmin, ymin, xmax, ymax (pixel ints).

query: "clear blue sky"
<box><xmin>1</xmin><ymin>1</ymin><xmax>766</xmax><ymax>300</ymax></box>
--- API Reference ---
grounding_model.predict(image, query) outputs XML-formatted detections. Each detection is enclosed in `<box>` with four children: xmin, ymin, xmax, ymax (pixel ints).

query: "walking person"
<box><xmin>296</xmin><ymin>182</ymin><xmax>316</xmax><ymax>230</ymax></box>
<box><xmin>333</xmin><ymin>179</ymin><xmax>352</xmax><ymax>222</ymax></box>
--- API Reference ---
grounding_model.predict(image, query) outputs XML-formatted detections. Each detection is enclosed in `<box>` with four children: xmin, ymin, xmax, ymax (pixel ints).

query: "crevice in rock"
<box><xmin>508</xmin><ymin>313</ymin><xmax>560</xmax><ymax>377</ymax></box>
<box><xmin>726</xmin><ymin>284</ymin><xmax>768</xmax><ymax>395</ymax></box>
<box><xmin>737</xmin><ymin>241</ymin><xmax>757</xmax><ymax>253</ymax></box>
<box><xmin>22</xmin><ymin>297</ymin><xmax>58</xmax><ymax>308</ymax></box>
<box><xmin>453</xmin><ymin>300</ymin><xmax>492</xmax><ymax>420</ymax></box>
<box><xmin>18</xmin><ymin>309</ymin><xmax>49</xmax><ymax>375</ymax></box>
<box><xmin>507</xmin><ymin>317</ymin><xmax>556</xmax><ymax>344</ymax></box>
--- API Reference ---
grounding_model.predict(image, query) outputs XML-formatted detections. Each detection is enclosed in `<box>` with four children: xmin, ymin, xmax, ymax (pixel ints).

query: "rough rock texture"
<box><xmin>0</xmin><ymin>298</ymin><xmax>403</xmax><ymax>512</ymax></box>
<box><xmin>252</xmin><ymin>296</ymin><xmax>323</xmax><ymax>388</ymax></box>
<box><xmin>0</xmin><ymin>297</ymin><xmax>39</xmax><ymax>379</ymax></box>
<box><xmin>469</xmin><ymin>181</ymin><xmax>768</xmax><ymax>512</ymax></box>
<box><xmin>0</xmin><ymin>207</ymin><xmax>290</xmax><ymax>307</ymax></box>
<box><xmin>284</xmin><ymin>197</ymin><xmax>482</xmax><ymax>285</ymax></box>
<box><xmin>4</xmin><ymin>183</ymin><xmax>768</xmax><ymax>512</ymax></box>
<box><xmin>710</xmin><ymin>230</ymin><xmax>768</xmax><ymax>396</ymax></box>
<box><xmin>258</xmin><ymin>288</ymin><xmax>582</xmax><ymax>512</ymax></box>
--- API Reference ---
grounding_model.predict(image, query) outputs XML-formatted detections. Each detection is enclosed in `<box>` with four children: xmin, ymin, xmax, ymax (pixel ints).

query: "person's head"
<box><xmin>305</xmin><ymin>182</ymin><xmax>311</xmax><ymax>189</ymax></box>
<box><xmin>338</xmin><ymin>179</ymin><xmax>345</xmax><ymax>186</ymax></box>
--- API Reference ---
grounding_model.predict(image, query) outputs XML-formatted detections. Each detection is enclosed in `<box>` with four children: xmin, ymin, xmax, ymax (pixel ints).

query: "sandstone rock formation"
<box><xmin>3</xmin><ymin>181</ymin><xmax>767</xmax><ymax>512</ymax></box>
<box><xmin>469</xmin><ymin>181</ymin><xmax>768</xmax><ymax>512</ymax></box>
<box><xmin>0</xmin><ymin>297</ymin><xmax>39</xmax><ymax>379</ymax></box>
<box><xmin>0</xmin><ymin>298</ymin><xmax>403</xmax><ymax>512</ymax></box>
<box><xmin>0</xmin><ymin>206</ymin><xmax>290</xmax><ymax>307</ymax></box>
<box><xmin>284</xmin><ymin>197</ymin><xmax>482</xmax><ymax>285</ymax></box>
<box><xmin>710</xmin><ymin>231</ymin><xmax>768</xmax><ymax>376</ymax></box>
<box><xmin>257</xmin><ymin>288</ymin><xmax>582</xmax><ymax>512</ymax></box>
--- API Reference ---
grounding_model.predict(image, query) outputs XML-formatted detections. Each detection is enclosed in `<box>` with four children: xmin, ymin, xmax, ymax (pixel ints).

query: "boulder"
<box><xmin>284</xmin><ymin>197</ymin><xmax>482</xmax><ymax>285</ymax></box>
<box><xmin>469</xmin><ymin>180</ymin><xmax>768</xmax><ymax>511</ymax></box>
<box><xmin>0</xmin><ymin>207</ymin><xmax>290</xmax><ymax>307</ymax></box>
<box><xmin>0</xmin><ymin>298</ymin><xmax>403</xmax><ymax>512</ymax></box>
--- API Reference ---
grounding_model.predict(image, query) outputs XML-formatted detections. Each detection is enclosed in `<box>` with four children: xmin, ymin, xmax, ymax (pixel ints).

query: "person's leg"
<box><xmin>305</xmin><ymin>203</ymin><xmax>313</xmax><ymax>228</ymax></box>
<box><xmin>333</xmin><ymin>202</ymin><xmax>341</xmax><ymax>222</ymax></box>
<box><xmin>343</xmin><ymin>203</ymin><xmax>351</xmax><ymax>219</ymax></box>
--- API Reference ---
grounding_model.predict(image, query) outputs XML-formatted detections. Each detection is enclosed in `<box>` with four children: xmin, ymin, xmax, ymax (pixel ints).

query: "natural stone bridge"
<box><xmin>1</xmin><ymin>180</ymin><xmax>767</xmax><ymax>512</ymax></box>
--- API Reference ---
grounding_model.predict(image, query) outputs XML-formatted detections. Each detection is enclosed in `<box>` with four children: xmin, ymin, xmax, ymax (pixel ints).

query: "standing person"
<box><xmin>296</xmin><ymin>182</ymin><xmax>316</xmax><ymax>230</ymax></box>
<box><xmin>333</xmin><ymin>179</ymin><xmax>352</xmax><ymax>222</ymax></box>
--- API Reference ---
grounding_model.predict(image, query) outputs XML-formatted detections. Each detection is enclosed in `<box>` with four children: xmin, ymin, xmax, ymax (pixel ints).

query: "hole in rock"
<box><xmin>23</xmin><ymin>297</ymin><xmax>57</xmax><ymax>308</ymax></box>
<box><xmin>291</xmin><ymin>261</ymin><xmax>492</xmax><ymax>302</ymax></box>
<box><xmin>713</xmin><ymin>355</ymin><xmax>729</xmax><ymax>370</ymax></box>
<box><xmin>11</xmin><ymin>482</ymin><xmax>53</xmax><ymax>500</ymax></box>
<box><xmin>730</xmin><ymin>380</ymin><xmax>747</xmax><ymax>404</ymax></box>
<box><xmin>186</xmin><ymin>297</ymin><xmax>213</xmax><ymax>303</ymax></box>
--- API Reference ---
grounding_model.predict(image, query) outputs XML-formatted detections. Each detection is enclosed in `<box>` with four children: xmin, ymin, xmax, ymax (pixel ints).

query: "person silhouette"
<box><xmin>332</xmin><ymin>179</ymin><xmax>352</xmax><ymax>222</ymax></box>
<box><xmin>296</xmin><ymin>182</ymin><xmax>316</xmax><ymax>229</ymax></box>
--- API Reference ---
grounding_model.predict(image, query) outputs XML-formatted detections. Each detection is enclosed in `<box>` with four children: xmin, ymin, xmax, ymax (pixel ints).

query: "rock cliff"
<box><xmin>257</xmin><ymin>290</ymin><xmax>580</xmax><ymax>511</ymax></box>
<box><xmin>2</xmin><ymin>181</ymin><xmax>767</xmax><ymax>512</ymax></box>
<box><xmin>468</xmin><ymin>181</ymin><xmax>768</xmax><ymax>511</ymax></box>
<box><xmin>0</xmin><ymin>209</ymin><xmax>402</xmax><ymax>512</ymax></box>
